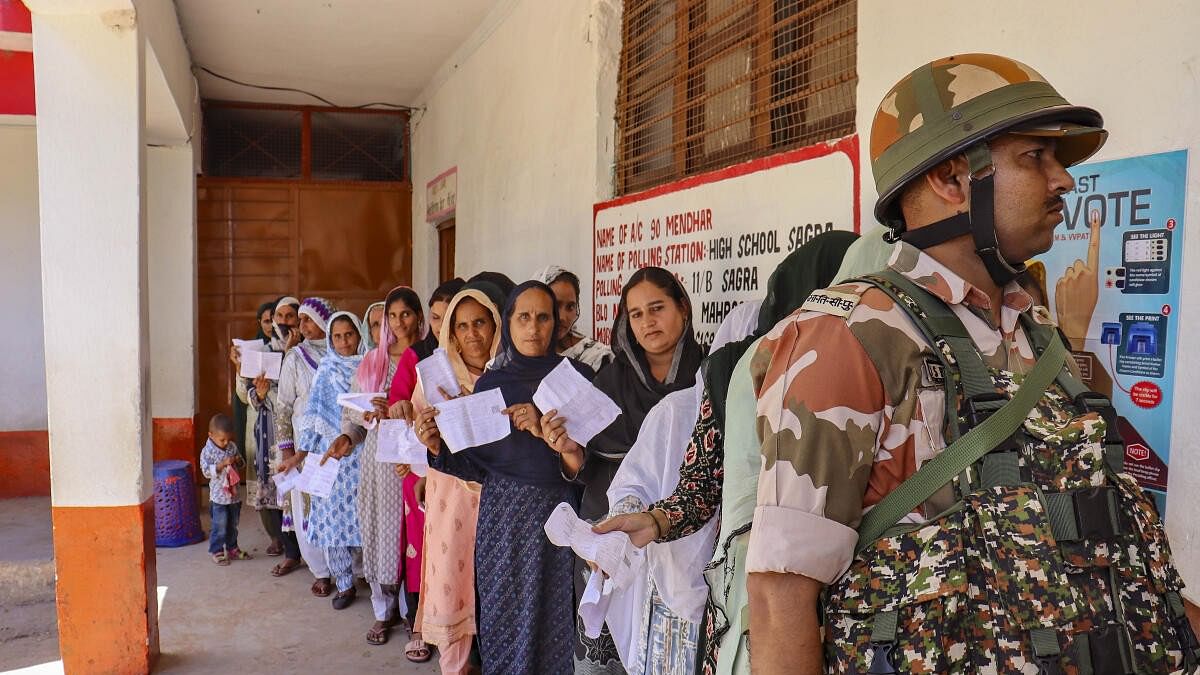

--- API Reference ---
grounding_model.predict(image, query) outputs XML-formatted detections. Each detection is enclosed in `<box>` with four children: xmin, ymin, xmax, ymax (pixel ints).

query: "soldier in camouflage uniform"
<box><xmin>748</xmin><ymin>54</ymin><xmax>1200</xmax><ymax>673</ymax></box>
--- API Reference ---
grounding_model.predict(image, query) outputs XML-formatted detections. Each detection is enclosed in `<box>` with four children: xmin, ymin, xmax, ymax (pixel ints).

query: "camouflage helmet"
<box><xmin>870</xmin><ymin>53</ymin><xmax>1107</xmax><ymax>228</ymax></box>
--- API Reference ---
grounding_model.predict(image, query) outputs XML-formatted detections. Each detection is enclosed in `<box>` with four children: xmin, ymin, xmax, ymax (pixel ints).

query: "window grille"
<box><xmin>202</xmin><ymin>103</ymin><xmax>408</xmax><ymax>183</ymax></box>
<box><xmin>615</xmin><ymin>0</ymin><xmax>856</xmax><ymax>195</ymax></box>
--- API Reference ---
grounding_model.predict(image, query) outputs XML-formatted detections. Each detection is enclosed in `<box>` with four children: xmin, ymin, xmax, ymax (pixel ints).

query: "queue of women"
<box><xmin>224</xmin><ymin>228</ymin><xmax>883</xmax><ymax>675</ymax></box>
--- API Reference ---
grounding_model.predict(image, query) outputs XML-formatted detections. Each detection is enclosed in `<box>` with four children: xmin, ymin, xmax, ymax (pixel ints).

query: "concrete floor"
<box><xmin>0</xmin><ymin>496</ymin><xmax>439</xmax><ymax>674</ymax></box>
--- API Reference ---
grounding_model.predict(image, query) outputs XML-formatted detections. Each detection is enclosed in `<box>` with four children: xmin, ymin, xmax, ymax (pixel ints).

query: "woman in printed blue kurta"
<box><xmin>298</xmin><ymin>310</ymin><xmax>366</xmax><ymax>607</ymax></box>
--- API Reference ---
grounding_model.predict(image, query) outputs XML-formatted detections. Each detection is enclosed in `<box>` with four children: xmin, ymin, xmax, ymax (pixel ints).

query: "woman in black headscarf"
<box><xmin>541</xmin><ymin>266</ymin><xmax>705</xmax><ymax>675</ymax></box>
<box><xmin>420</xmin><ymin>280</ymin><xmax>591</xmax><ymax>675</ymax></box>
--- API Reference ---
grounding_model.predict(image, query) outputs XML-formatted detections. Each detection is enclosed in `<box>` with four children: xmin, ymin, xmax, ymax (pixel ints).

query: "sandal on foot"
<box><xmin>265</xmin><ymin>542</ymin><xmax>283</xmax><ymax>557</ymax></box>
<box><xmin>271</xmin><ymin>559</ymin><xmax>301</xmax><ymax>577</ymax></box>
<box><xmin>405</xmin><ymin>638</ymin><xmax>432</xmax><ymax>663</ymax></box>
<box><xmin>366</xmin><ymin>622</ymin><xmax>390</xmax><ymax>645</ymax></box>
<box><xmin>311</xmin><ymin>577</ymin><xmax>334</xmax><ymax>597</ymax></box>
<box><xmin>211</xmin><ymin>552</ymin><xmax>230</xmax><ymax>566</ymax></box>
<box><xmin>331</xmin><ymin>587</ymin><xmax>357</xmax><ymax>610</ymax></box>
<box><xmin>228</xmin><ymin>548</ymin><xmax>252</xmax><ymax>560</ymax></box>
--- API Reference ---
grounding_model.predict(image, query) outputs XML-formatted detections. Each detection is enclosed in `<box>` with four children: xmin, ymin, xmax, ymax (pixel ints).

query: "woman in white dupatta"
<box><xmin>601</xmin><ymin>301</ymin><xmax>760</xmax><ymax>674</ymax></box>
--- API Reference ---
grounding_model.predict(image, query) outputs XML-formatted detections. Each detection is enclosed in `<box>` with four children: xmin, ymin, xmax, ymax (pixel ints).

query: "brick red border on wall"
<box><xmin>53</xmin><ymin>498</ymin><xmax>160</xmax><ymax>673</ymax></box>
<box><xmin>152</xmin><ymin>417</ymin><xmax>196</xmax><ymax>468</ymax></box>
<box><xmin>0</xmin><ymin>418</ymin><xmax>195</xmax><ymax>499</ymax></box>
<box><xmin>0</xmin><ymin>430</ymin><xmax>50</xmax><ymax>498</ymax></box>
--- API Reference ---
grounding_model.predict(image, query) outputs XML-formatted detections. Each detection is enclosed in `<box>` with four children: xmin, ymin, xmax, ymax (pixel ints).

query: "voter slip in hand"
<box><xmin>271</xmin><ymin>468</ymin><xmax>302</xmax><ymax>506</ymax></box>
<box><xmin>239</xmin><ymin>350</ymin><xmax>283</xmax><ymax>380</ymax></box>
<box><xmin>336</xmin><ymin>392</ymin><xmax>388</xmax><ymax>429</ymax></box>
<box><xmin>416</xmin><ymin>348</ymin><xmax>463</xmax><ymax>404</ymax></box>
<box><xmin>232</xmin><ymin>338</ymin><xmax>269</xmax><ymax>353</ymax></box>
<box><xmin>578</xmin><ymin>570</ymin><xmax>615</xmax><ymax>639</ymax></box>
<box><xmin>543</xmin><ymin>502</ymin><xmax>645</xmax><ymax>589</ymax></box>
<box><xmin>376</xmin><ymin>419</ymin><xmax>430</xmax><ymax>467</ymax></box>
<box><xmin>432</xmin><ymin>388</ymin><xmax>510</xmax><ymax>453</ymax></box>
<box><xmin>297</xmin><ymin>456</ymin><xmax>339</xmax><ymax>499</ymax></box>
<box><xmin>532</xmin><ymin>359</ymin><xmax>621</xmax><ymax>446</ymax></box>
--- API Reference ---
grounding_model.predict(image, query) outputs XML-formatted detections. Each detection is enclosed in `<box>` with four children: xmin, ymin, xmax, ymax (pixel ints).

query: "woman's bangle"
<box><xmin>649</xmin><ymin>509</ymin><xmax>665</xmax><ymax>540</ymax></box>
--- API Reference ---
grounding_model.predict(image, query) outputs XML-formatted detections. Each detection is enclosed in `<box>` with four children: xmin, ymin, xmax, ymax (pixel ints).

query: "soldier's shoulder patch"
<box><xmin>801</xmin><ymin>288</ymin><xmax>862</xmax><ymax>318</ymax></box>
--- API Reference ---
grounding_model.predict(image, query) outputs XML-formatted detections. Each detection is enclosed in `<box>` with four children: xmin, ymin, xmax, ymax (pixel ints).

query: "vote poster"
<box><xmin>1034</xmin><ymin>149</ymin><xmax>1187</xmax><ymax>512</ymax></box>
<box><xmin>591</xmin><ymin>138</ymin><xmax>858</xmax><ymax>346</ymax></box>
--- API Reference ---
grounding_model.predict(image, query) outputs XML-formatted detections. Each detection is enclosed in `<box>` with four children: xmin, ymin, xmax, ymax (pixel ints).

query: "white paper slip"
<box><xmin>416</xmin><ymin>348</ymin><xmax>463</xmax><ymax>404</ymax></box>
<box><xmin>271</xmin><ymin>468</ymin><xmax>302</xmax><ymax>506</ymax></box>
<box><xmin>376</xmin><ymin>419</ymin><xmax>430</xmax><ymax>465</ymax></box>
<box><xmin>578</xmin><ymin>570</ymin><xmax>615</xmax><ymax>639</ymax></box>
<box><xmin>239</xmin><ymin>349</ymin><xmax>284</xmax><ymax>380</ymax></box>
<box><xmin>336</xmin><ymin>392</ymin><xmax>388</xmax><ymax>429</ymax></box>
<box><xmin>432</xmin><ymin>388</ymin><xmax>510</xmax><ymax>453</ymax></box>
<box><xmin>532</xmin><ymin>358</ymin><xmax>622</xmax><ymax>446</ymax></box>
<box><xmin>298</xmin><ymin>456</ymin><xmax>339</xmax><ymax>499</ymax></box>
<box><xmin>543</xmin><ymin>502</ymin><xmax>645</xmax><ymax>588</ymax></box>
<box><xmin>336</xmin><ymin>392</ymin><xmax>387</xmax><ymax>412</ymax></box>
<box><xmin>232</xmin><ymin>338</ymin><xmax>269</xmax><ymax>353</ymax></box>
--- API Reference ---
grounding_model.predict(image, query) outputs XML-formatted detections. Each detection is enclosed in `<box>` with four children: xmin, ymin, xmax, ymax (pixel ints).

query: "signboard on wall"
<box><xmin>426</xmin><ymin>166</ymin><xmax>457</xmax><ymax>223</ymax></box>
<box><xmin>1035</xmin><ymin>149</ymin><xmax>1187</xmax><ymax>513</ymax></box>
<box><xmin>592</xmin><ymin>137</ymin><xmax>860</xmax><ymax>346</ymax></box>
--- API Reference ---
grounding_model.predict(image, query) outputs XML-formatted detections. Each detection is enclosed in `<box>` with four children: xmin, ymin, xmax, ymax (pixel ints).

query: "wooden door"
<box><xmin>437</xmin><ymin>218</ymin><xmax>456</xmax><ymax>282</ymax></box>
<box><xmin>196</xmin><ymin>179</ymin><xmax>412</xmax><ymax>447</ymax></box>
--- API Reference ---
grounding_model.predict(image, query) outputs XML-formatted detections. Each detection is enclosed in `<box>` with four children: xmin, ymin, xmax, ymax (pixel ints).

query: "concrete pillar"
<box><xmin>147</xmin><ymin>144</ymin><xmax>197</xmax><ymax>467</ymax></box>
<box><xmin>28</xmin><ymin>4</ymin><xmax>158</xmax><ymax>673</ymax></box>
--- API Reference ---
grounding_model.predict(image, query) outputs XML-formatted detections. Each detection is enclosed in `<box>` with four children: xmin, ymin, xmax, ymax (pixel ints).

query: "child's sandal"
<box><xmin>212</xmin><ymin>552</ymin><xmax>230</xmax><ymax>566</ymax></box>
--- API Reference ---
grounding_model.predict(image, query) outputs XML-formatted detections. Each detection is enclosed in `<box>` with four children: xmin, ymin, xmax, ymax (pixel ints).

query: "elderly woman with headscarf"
<box><xmin>271</xmin><ymin>297</ymin><xmax>336</xmax><ymax>589</ymax></box>
<box><xmin>538</xmin><ymin>266</ymin><xmax>705</xmax><ymax>675</ymax></box>
<box><xmin>418</xmin><ymin>280</ymin><xmax>592</xmax><ymax>675</ymax></box>
<box><xmin>299</xmin><ymin>310</ymin><xmax>367</xmax><ymax>609</ymax></box>
<box><xmin>596</xmin><ymin>230</ymin><xmax>860</xmax><ymax>674</ymax></box>
<box><xmin>397</xmin><ymin>280</ymin><xmax>506</xmax><ymax>672</ymax></box>
<box><xmin>532</xmin><ymin>265</ymin><xmax>614</xmax><ymax>372</ymax></box>
<box><xmin>234</xmin><ymin>295</ymin><xmax>298</xmax><ymax>559</ymax></box>
<box><xmin>325</xmin><ymin>286</ymin><xmax>430</xmax><ymax>646</ymax></box>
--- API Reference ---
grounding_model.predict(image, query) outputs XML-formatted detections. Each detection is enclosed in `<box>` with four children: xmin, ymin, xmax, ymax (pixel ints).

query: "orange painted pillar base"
<box><xmin>52</xmin><ymin>499</ymin><xmax>159</xmax><ymax>674</ymax></box>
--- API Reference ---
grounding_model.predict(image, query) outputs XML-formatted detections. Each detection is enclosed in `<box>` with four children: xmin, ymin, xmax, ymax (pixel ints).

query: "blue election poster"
<box><xmin>1034</xmin><ymin>149</ymin><xmax>1187</xmax><ymax>514</ymax></box>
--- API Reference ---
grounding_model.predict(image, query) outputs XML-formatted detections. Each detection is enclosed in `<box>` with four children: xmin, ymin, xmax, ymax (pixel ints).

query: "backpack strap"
<box><xmin>859</xmin><ymin>270</ymin><xmax>996</xmax><ymax>405</ymax></box>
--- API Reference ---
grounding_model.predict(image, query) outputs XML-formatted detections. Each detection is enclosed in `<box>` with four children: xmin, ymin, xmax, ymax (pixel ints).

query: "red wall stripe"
<box><xmin>0</xmin><ymin>49</ymin><xmax>34</xmax><ymax>115</ymax></box>
<box><xmin>0</xmin><ymin>0</ymin><xmax>31</xmax><ymax>33</ymax></box>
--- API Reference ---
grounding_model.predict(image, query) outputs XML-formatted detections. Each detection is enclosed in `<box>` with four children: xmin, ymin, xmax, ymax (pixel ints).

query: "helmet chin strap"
<box><xmin>897</xmin><ymin>143</ymin><xmax>1026</xmax><ymax>286</ymax></box>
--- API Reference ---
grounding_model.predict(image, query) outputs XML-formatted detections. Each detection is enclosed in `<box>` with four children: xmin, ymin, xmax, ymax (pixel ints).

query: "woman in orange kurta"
<box><xmin>395</xmin><ymin>281</ymin><xmax>505</xmax><ymax>675</ymax></box>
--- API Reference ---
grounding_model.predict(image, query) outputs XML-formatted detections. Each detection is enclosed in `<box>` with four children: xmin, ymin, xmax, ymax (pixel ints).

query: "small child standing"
<box><xmin>200</xmin><ymin>413</ymin><xmax>252</xmax><ymax>565</ymax></box>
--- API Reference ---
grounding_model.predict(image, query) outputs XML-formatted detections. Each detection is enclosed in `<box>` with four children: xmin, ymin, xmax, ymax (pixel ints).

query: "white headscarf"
<box><xmin>601</xmin><ymin>302</ymin><xmax>759</xmax><ymax>670</ymax></box>
<box><xmin>361</xmin><ymin>301</ymin><xmax>385</xmax><ymax>349</ymax></box>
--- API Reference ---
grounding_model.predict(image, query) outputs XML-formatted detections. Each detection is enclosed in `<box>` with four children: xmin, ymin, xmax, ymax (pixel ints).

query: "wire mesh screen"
<box><xmin>203</xmin><ymin>107</ymin><xmax>303</xmax><ymax>179</ymax></box>
<box><xmin>311</xmin><ymin>112</ymin><xmax>407</xmax><ymax>182</ymax></box>
<box><xmin>615</xmin><ymin>0</ymin><xmax>856</xmax><ymax>195</ymax></box>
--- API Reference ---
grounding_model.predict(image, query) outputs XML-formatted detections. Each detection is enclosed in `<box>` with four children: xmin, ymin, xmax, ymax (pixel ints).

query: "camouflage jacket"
<box><xmin>746</xmin><ymin>241</ymin><xmax>1045</xmax><ymax>582</ymax></box>
<box><xmin>748</xmin><ymin>242</ymin><xmax>1195</xmax><ymax>673</ymax></box>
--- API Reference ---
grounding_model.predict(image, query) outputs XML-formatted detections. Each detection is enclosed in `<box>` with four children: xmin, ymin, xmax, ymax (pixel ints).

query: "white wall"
<box><xmin>410</xmin><ymin>0</ymin><xmax>622</xmax><ymax>321</ymax></box>
<box><xmin>147</xmin><ymin>144</ymin><xmax>196</xmax><ymax>419</ymax></box>
<box><xmin>857</xmin><ymin>0</ymin><xmax>1200</xmax><ymax>599</ymax></box>
<box><xmin>0</xmin><ymin>125</ymin><xmax>47</xmax><ymax>431</ymax></box>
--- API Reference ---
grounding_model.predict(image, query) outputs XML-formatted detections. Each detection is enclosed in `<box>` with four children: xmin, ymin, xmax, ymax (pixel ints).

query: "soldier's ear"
<box><xmin>924</xmin><ymin>155</ymin><xmax>970</xmax><ymax>210</ymax></box>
